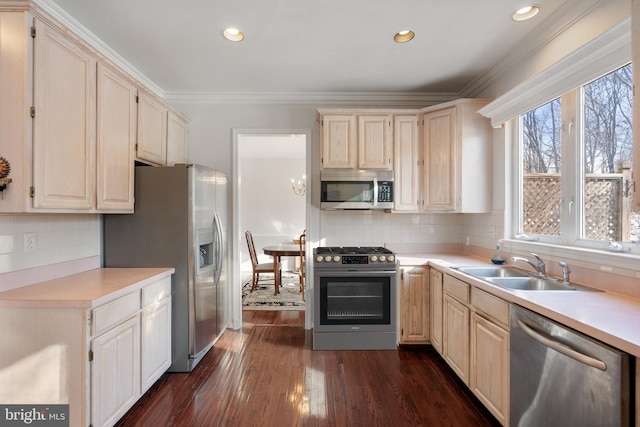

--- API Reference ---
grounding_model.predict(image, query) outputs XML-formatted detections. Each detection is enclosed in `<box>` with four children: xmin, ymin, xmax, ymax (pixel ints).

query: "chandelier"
<box><xmin>291</xmin><ymin>175</ymin><xmax>306</xmax><ymax>196</ymax></box>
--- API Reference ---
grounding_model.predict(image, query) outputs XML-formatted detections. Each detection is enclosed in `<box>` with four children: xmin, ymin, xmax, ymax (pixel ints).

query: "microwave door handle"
<box><xmin>373</xmin><ymin>177</ymin><xmax>378</xmax><ymax>207</ymax></box>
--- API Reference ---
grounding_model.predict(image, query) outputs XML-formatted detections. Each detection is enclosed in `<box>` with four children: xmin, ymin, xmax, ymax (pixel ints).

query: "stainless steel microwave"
<box><xmin>320</xmin><ymin>170</ymin><xmax>394</xmax><ymax>210</ymax></box>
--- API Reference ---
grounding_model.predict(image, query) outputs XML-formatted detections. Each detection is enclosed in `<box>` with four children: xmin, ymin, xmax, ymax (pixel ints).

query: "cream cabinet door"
<box><xmin>429</xmin><ymin>269</ymin><xmax>443</xmax><ymax>354</ymax></box>
<box><xmin>321</xmin><ymin>114</ymin><xmax>356</xmax><ymax>168</ymax></box>
<box><xmin>32</xmin><ymin>18</ymin><xmax>96</xmax><ymax>209</ymax></box>
<box><xmin>470</xmin><ymin>312</ymin><xmax>509</xmax><ymax>425</ymax></box>
<box><xmin>166</xmin><ymin>111</ymin><xmax>188</xmax><ymax>166</ymax></box>
<box><xmin>358</xmin><ymin>115</ymin><xmax>392</xmax><ymax>170</ymax></box>
<box><xmin>136</xmin><ymin>90</ymin><xmax>168</xmax><ymax>165</ymax></box>
<box><xmin>96</xmin><ymin>63</ymin><xmax>136</xmax><ymax>212</ymax></box>
<box><xmin>422</xmin><ymin>107</ymin><xmax>456</xmax><ymax>212</ymax></box>
<box><xmin>443</xmin><ymin>294</ymin><xmax>470</xmax><ymax>385</ymax></box>
<box><xmin>140</xmin><ymin>297</ymin><xmax>171</xmax><ymax>394</ymax></box>
<box><xmin>393</xmin><ymin>115</ymin><xmax>420</xmax><ymax>211</ymax></box>
<box><xmin>400</xmin><ymin>266</ymin><xmax>429</xmax><ymax>344</ymax></box>
<box><xmin>91</xmin><ymin>315</ymin><xmax>140</xmax><ymax>427</ymax></box>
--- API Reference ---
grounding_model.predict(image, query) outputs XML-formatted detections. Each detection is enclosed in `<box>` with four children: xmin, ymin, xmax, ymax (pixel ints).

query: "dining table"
<box><xmin>263</xmin><ymin>244</ymin><xmax>304</xmax><ymax>295</ymax></box>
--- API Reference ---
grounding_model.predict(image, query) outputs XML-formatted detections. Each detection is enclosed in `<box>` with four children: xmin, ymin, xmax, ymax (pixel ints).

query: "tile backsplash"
<box><xmin>319</xmin><ymin>210</ymin><xmax>463</xmax><ymax>247</ymax></box>
<box><xmin>0</xmin><ymin>214</ymin><xmax>100</xmax><ymax>274</ymax></box>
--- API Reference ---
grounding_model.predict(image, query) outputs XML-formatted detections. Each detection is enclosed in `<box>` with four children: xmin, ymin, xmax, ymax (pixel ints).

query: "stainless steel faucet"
<box><xmin>512</xmin><ymin>253</ymin><xmax>546</xmax><ymax>277</ymax></box>
<box><xmin>559</xmin><ymin>262</ymin><xmax>571</xmax><ymax>283</ymax></box>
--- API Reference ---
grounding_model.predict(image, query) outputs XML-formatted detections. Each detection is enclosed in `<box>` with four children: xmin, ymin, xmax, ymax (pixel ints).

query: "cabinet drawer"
<box><xmin>471</xmin><ymin>287</ymin><xmax>510</xmax><ymax>328</ymax></box>
<box><xmin>444</xmin><ymin>274</ymin><xmax>469</xmax><ymax>304</ymax></box>
<box><xmin>92</xmin><ymin>291</ymin><xmax>140</xmax><ymax>336</ymax></box>
<box><xmin>142</xmin><ymin>277</ymin><xmax>171</xmax><ymax>308</ymax></box>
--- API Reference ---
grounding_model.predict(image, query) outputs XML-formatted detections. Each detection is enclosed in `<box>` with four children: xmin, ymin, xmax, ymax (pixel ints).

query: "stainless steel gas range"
<box><xmin>313</xmin><ymin>246</ymin><xmax>397</xmax><ymax>350</ymax></box>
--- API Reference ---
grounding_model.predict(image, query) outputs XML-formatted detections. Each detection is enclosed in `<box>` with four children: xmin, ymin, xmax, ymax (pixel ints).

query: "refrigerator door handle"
<box><xmin>213</xmin><ymin>212</ymin><xmax>223</xmax><ymax>285</ymax></box>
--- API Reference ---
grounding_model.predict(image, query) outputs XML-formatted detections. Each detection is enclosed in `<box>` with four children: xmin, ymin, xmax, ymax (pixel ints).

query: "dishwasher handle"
<box><xmin>516</xmin><ymin>318</ymin><xmax>607</xmax><ymax>371</ymax></box>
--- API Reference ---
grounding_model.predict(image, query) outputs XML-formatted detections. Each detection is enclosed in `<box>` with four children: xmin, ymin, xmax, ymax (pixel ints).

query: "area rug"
<box><xmin>242</xmin><ymin>274</ymin><xmax>305</xmax><ymax>310</ymax></box>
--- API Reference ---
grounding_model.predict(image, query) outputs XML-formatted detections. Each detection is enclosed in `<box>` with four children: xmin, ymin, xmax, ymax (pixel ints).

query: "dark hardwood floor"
<box><xmin>116</xmin><ymin>310</ymin><xmax>500</xmax><ymax>426</ymax></box>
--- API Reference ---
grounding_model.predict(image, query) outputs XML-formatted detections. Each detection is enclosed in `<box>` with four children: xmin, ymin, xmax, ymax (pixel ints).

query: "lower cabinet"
<box><xmin>0</xmin><ymin>274</ymin><xmax>172</xmax><ymax>427</ymax></box>
<box><xmin>91</xmin><ymin>316</ymin><xmax>140</xmax><ymax>427</ymax></box>
<box><xmin>470</xmin><ymin>287</ymin><xmax>510</xmax><ymax>426</ymax></box>
<box><xmin>400</xmin><ymin>266</ymin><xmax>430</xmax><ymax>344</ymax></box>
<box><xmin>429</xmin><ymin>269</ymin><xmax>443</xmax><ymax>353</ymax></box>
<box><xmin>443</xmin><ymin>293</ymin><xmax>470</xmax><ymax>384</ymax></box>
<box><xmin>433</xmin><ymin>271</ymin><xmax>510</xmax><ymax>426</ymax></box>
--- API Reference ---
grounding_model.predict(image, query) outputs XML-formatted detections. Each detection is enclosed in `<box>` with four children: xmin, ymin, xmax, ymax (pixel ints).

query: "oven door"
<box><xmin>314</xmin><ymin>269</ymin><xmax>396</xmax><ymax>333</ymax></box>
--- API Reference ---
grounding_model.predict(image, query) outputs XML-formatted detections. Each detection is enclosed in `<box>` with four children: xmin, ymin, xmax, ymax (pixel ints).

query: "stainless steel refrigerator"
<box><xmin>103</xmin><ymin>164</ymin><xmax>228</xmax><ymax>372</ymax></box>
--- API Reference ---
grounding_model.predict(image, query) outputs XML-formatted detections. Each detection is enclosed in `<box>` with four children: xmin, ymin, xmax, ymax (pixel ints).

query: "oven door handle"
<box><xmin>315</xmin><ymin>269</ymin><xmax>397</xmax><ymax>276</ymax></box>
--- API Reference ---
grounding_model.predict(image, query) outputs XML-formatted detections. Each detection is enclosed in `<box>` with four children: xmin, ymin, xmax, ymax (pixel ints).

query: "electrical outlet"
<box><xmin>24</xmin><ymin>232</ymin><xmax>37</xmax><ymax>253</ymax></box>
<box><xmin>428</xmin><ymin>225</ymin><xmax>435</xmax><ymax>235</ymax></box>
<box><xmin>489</xmin><ymin>226</ymin><xmax>496</xmax><ymax>239</ymax></box>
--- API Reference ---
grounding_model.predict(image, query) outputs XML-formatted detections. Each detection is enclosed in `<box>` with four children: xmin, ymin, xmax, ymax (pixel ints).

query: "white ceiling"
<box><xmin>46</xmin><ymin>0</ymin><xmax>569</xmax><ymax>97</ymax></box>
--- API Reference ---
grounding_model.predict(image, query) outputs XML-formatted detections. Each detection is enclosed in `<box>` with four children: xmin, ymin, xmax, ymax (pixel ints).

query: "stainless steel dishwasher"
<box><xmin>510</xmin><ymin>304</ymin><xmax>632</xmax><ymax>427</ymax></box>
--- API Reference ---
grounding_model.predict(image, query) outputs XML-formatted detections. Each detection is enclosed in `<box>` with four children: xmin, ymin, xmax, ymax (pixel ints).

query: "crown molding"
<box><xmin>461</xmin><ymin>0</ymin><xmax>608</xmax><ymax>98</ymax></box>
<box><xmin>31</xmin><ymin>0</ymin><xmax>164</xmax><ymax>98</ymax></box>
<box><xmin>163</xmin><ymin>91</ymin><xmax>458</xmax><ymax>107</ymax></box>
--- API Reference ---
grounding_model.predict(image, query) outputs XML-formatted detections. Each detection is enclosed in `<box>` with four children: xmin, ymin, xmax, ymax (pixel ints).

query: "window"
<box><xmin>517</xmin><ymin>63</ymin><xmax>636</xmax><ymax>250</ymax></box>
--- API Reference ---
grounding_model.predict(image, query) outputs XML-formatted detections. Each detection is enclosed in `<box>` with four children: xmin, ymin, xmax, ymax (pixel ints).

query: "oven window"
<box><xmin>321</xmin><ymin>181</ymin><xmax>374</xmax><ymax>203</ymax></box>
<box><xmin>319</xmin><ymin>276</ymin><xmax>390</xmax><ymax>325</ymax></box>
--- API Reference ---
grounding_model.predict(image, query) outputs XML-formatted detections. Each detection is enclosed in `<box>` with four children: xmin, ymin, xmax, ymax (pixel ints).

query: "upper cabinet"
<box><xmin>318</xmin><ymin>110</ymin><xmax>392</xmax><ymax>170</ymax></box>
<box><xmin>31</xmin><ymin>17</ymin><xmax>96</xmax><ymax>210</ymax></box>
<box><xmin>358</xmin><ymin>115</ymin><xmax>392</xmax><ymax>169</ymax></box>
<box><xmin>319</xmin><ymin>113</ymin><xmax>357</xmax><ymax>168</ymax></box>
<box><xmin>420</xmin><ymin>99</ymin><xmax>492</xmax><ymax>213</ymax></box>
<box><xmin>166</xmin><ymin>111</ymin><xmax>189</xmax><ymax>166</ymax></box>
<box><xmin>96</xmin><ymin>63</ymin><xmax>137</xmax><ymax>212</ymax></box>
<box><xmin>393</xmin><ymin>114</ymin><xmax>420</xmax><ymax>212</ymax></box>
<box><xmin>0</xmin><ymin>5</ymin><xmax>188</xmax><ymax>213</ymax></box>
<box><xmin>136</xmin><ymin>90</ymin><xmax>168</xmax><ymax>166</ymax></box>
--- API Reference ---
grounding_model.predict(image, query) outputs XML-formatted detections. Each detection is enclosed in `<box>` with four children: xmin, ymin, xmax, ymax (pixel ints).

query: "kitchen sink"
<box><xmin>485</xmin><ymin>277</ymin><xmax>577</xmax><ymax>291</ymax></box>
<box><xmin>453</xmin><ymin>266</ymin><xmax>530</xmax><ymax>278</ymax></box>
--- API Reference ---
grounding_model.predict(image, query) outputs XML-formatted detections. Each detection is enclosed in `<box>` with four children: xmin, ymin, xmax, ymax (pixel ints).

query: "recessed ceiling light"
<box><xmin>394</xmin><ymin>30</ymin><xmax>415</xmax><ymax>43</ymax></box>
<box><xmin>222</xmin><ymin>27</ymin><xmax>244</xmax><ymax>42</ymax></box>
<box><xmin>512</xmin><ymin>5</ymin><xmax>540</xmax><ymax>21</ymax></box>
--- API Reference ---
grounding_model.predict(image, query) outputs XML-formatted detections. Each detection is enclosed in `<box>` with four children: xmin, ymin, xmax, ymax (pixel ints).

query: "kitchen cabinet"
<box><xmin>442</xmin><ymin>274</ymin><xmax>470</xmax><ymax>385</ymax></box>
<box><xmin>319</xmin><ymin>114</ymin><xmax>357</xmax><ymax>168</ymax></box>
<box><xmin>358</xmin><ymin>115</ymin><xmax>392</xmax><ymax>170</ymax></box>
<box><xmin>399</xmin><ymin>266</ymin><xmax>430</xmax><ymax>344</ymax></box>
<box><xmin>318</xmin><ymin>110</ymin><xmax>394</xmax><ymax>170</ymax></box>
<box><xmin>91</xmin><ymin>313</ymin><xmax>140</xmax><ymax>427</ymax></box>
<box><xmin>0</xmin><ymin>8</ymin><xmax>139</xmax><ymax>213</ymax></box>
<box><xmin>32</xmin><ymin>16</ymin><xmax>96</xmax><ymax>210</ymax></box>
<box><xmin>393</xmin><ymin>115</ymin><xmax>420</xmax><ymax>211</ymax></box>
<box><xmin>429</xmin><ymin>268</ymin><xmax>443</xmax><ymax>354</ymax></box>
<box><xmin>0</xmin><ymin>271</ymin><xmax>172</xmax><ymax>427</ymax></box>
<box><xmin>469</xmin><ymin>287</ymin><xmax>510</xmax><ymax>426</ymax></box>
<box><xmin>96</xmin><ymin>62</ymin><xmax>136</xmax><ymax>212</ymax></box>
<box><xmin>420</xmin><ymin>99</ymin><xmax>492</xmax><ymax>213</ymax></box>
<box><xmin>167</xmin><ymin>110</ymin><xmax>189</xmax><ymax>166</ymax></box>
<box><xmin>140</xmin><ymin>278</ymin><xmax>172</xmax><ymax>393</ymax></box>
<box><xmin>633</xmin><ymin>0</ymin><xmax>640</xmax><ymax>212</ymax></box>
<box><xmin>136</xmin><ymin>89</ymin><xmax>168</xmax><ymax>165</ymax></box>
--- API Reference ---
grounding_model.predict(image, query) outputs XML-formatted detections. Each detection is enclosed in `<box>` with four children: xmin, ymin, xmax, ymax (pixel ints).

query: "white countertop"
<box><xmin>398</xmin><ymin>253</ymin><xmax>640</xmax><ymax>358</ymax></box>
<box><xmin>0</xmin><ymin>268</ymin><xmax>175</xmax><ymax>309</ymax></box>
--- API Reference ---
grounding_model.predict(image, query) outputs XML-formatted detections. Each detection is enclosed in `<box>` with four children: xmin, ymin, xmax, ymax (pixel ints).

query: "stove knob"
<box><xmin>333</xmin><ymin>256</ymin><xmax>341</xmax><ymax>262</ymax></box>
<box><xmin>370</xmin><ymin>255</ymin><xmax>378</xmax><ymax>262</ymax></box>
<box><xmin>316</xmin><ymin>255</ymin><xmax>324</xmax><ymax>262</ymax></box>
<box><xmin>379</xmin><ymin>255</ymin><xmax>387</xmax><ymax>262</ymax></box>
<box><xmin>387</xmin><ymin>255</ymin><xmax>395</xmax><ymax>262</ymax></box>
<box><xmin>324</xmin><ymin>255</ymin><xmax>332</xmax><ymax>262</ymax></box>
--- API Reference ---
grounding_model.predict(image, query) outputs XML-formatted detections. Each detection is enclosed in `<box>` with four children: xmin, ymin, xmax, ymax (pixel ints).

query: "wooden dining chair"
<box><xmin>245</xmin><ymin>230</ymin><xmax>278</xmax><ymax>292</ymax></box>
<box><xmin>297</xmin><ymin>230</ymin><xmax>306</xmax><ymax>301</ymax></box>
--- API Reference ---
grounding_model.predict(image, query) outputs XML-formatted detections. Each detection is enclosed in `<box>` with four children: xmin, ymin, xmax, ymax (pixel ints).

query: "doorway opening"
<box><xmin>231</xmin><ymin>130</ymin><xmax>309</xmax><ymax>327</ymax></box>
